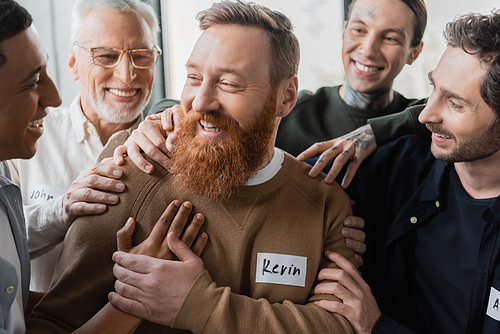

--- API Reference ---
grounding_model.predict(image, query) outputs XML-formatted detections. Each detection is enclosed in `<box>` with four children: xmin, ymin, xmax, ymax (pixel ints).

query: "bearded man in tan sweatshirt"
<box><xmin>27</xmin><ymin>1</ymin><xmax>357</xmax><ymax>333</ymax></box>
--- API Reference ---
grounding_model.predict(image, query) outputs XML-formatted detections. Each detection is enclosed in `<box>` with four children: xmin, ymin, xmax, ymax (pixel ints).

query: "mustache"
<box><xmin>425</xmin><ymin>124</ymin><xmax>454</xmax><ymax>139</ymax></box>
<box><xmin>179</xmin><ymin>110</ymin><xmax>237</xmax><ymax>134</ymax></box>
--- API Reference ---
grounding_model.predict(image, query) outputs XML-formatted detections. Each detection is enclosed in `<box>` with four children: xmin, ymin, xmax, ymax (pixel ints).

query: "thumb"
<box><xmin>167</xmin><ymin>231</ymin><xmax>196</xmax><ymax>262</ymax></box>
<box><xmin>116</xmin><ymin>217</ymin><xmax>136</xmax><ymax>251</ymax></box>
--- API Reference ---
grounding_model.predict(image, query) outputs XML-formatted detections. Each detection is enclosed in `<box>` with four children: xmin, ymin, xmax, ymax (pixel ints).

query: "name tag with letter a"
<box><xmin>487</xmin><ymin>286</ymin><xmax>500</xmax><ymax>321</ymax></box>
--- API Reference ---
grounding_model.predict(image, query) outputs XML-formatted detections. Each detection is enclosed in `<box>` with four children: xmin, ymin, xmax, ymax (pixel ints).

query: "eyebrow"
<box><xmin>185</xmin><ymin>61</ymin><xmax>245</xmax><ymax>79</ymax></box>
<box><xmin>428</xmin><ymin>71</ymin><xmax>473</xmax><ymax>105</ymax></box>
<box><xmin>21</xmin><ymin>65</ymin><xmax>45</xmax><ymax>83</ymax></box>
<box><xmin>350</xmin><ymin>19</ymin><xmax>407</xmax><ymax>37</ymax></box>
<box><xmin>384</xmin><ymin>27</ymin><xmax>406</xmax><ymax>38</ymax></box>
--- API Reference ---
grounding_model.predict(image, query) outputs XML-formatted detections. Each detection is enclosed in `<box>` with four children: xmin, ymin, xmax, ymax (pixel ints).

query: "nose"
<box><xmin>418</xmin><ymin>90</ymin><xmax>441</xmax><ymax>125</ymax></box>
<box><xmin>191</xmin><ymin>81</ymin><xmax>221</xmax><ymax>114</ymax></box>
<box><xmin>358</xmin><ymin>34</ymin><xmax>379</xmax><ymax>59</ymax></box>
<box><xmin>41</xmin><ymin>72</ymin><xmax>62</xmax><ymax>108</ymax></box>
<box><xmin>114</xmin><ymin>53</ymin><xmax>137</xmax><ymax>84</ymax></box>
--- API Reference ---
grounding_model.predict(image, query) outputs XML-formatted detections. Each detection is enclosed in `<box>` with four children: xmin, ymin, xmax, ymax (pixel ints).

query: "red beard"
<box><xmin>170</xmin><ymin>92</ymin><xmax>277</xmax><ymax>202</ymax></box>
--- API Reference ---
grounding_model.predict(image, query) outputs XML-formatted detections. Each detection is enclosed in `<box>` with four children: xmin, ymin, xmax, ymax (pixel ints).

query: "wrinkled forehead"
<box><xmin>77</xmin><ymin>8</ymin><xmax>155</xmax><ymax>48</ymax></box>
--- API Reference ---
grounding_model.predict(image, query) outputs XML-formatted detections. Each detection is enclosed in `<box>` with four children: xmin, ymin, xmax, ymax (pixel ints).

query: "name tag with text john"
<box><xmin>27</xmin><ymin>182</ymin><xmax>66</xmax><ymax>205</ymax></box>
<box><xmin>256</xmin><ymin>253</ymin><xmax>307</xmax><ymax>287</ymax></box>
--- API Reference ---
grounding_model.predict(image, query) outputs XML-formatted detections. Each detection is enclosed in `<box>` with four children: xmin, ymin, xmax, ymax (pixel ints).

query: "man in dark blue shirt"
<box><xmin>311</xmin><ymin>10</ymin><xmax>500</xmax><ymax>334</ymax></box>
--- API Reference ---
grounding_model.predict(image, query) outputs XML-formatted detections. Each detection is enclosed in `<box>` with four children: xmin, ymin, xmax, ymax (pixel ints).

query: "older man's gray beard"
<box><xmin>91</xmin><ymin>90</ymin><xmax>148</xmax><ymax>124</ymax></box>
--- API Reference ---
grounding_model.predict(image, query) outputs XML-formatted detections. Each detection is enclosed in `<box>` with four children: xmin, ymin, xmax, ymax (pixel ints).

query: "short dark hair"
<box><xmin>444</xmin><ymin>10</ymin><xmax>500</xmax><ymax>117</ymax></box>
<box><xmin>347</xmin><ymin>0</ymin><xmax>427</xmax><ymax>48</ymax></box>
<box><xmin>196</xmin><ymin>0</ymin><xmax>300</xmax><ymax>88</ymax></box>
<box><xmin>0</xmin><ymin>0</ymin><xmax>33</xmax><ymax>68</ymax></box>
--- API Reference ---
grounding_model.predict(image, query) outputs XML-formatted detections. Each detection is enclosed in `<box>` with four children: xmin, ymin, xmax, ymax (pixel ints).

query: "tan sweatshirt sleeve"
<box><xmin>172</xmin><ymin>270</ymin><xmax>354</xmax><ymax>334</ymax></box>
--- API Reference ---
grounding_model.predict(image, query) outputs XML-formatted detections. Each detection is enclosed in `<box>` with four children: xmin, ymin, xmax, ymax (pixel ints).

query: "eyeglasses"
<box><xmin>73</xmin><ymin>42</ymin><xmax>162</xmax><ymax>69</ymax></box>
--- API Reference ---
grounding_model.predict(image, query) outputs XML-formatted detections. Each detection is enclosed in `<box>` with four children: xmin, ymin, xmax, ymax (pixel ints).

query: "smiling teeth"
<box><xmin>200</xmin><ymin>120</ymin><xmax>221</xmax><ymax>132</ymax></box>
<box><xmin>28</xmin><ymin>118</ymin><xmax>44</xmax><ymax>127</ymax></box>
<box><xmin>108</xmin><ymin>88</ymin><xmax>138</xmax><ymax>97</ymax></box>
<box><xmin>435</xmin><ymin>133</ymin><xmax>451</xmax><ymax>139</ymax></box>
<box><xmin>355</xmin><ymin>62</ymin><xmax>378</xmax><ymax>73</ymax></box>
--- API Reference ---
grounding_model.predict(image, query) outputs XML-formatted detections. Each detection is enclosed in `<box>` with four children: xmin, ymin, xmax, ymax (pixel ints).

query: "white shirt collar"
<box><xmin>246</xmin><ymin>148</ymin><xmax>284</xmax><ymax>186</ymax></box>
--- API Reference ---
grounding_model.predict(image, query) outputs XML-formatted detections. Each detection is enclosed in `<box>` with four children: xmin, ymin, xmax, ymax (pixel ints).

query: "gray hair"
<box><xmin>70</xmin><ymin>0</ymin><xmax>159</xmax><ymax>44</ymax></box>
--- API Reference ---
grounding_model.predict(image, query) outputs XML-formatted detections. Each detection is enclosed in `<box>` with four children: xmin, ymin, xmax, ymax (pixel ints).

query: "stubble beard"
<box><xmin>170</xmin><ymin>91</ymin><xmax>278</xmax><ymax>202</ymax></box>
<box><xmin>427</xmin><ymin>118</ymin><xmax>500</xmax><ymax>163</ymax></box>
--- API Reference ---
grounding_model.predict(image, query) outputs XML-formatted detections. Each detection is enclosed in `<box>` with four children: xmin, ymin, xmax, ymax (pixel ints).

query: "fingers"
<box><xmin>344</xmin><ymin>216</ymin><xmax>365</xmax><ymax>230</ymax></box>
<box><xmin>165</xmin><ymin>105</ymin><xmax>182</xmax><ymax>152</ymax></box>
<box><xmin>113</xmin><ymin>277</ymin><xmax>144</xmax><ymax>301</ymax></box>
<box><xmin>340</xmin><ymin>160</ymin><xmax>362</xmax><ymax>189</ymax></box>
<box><xmin>131</xmin><ymin>121</ymin><xmax>171</xmax><ymax>171</ymax></box>
<box><xmin>322</xmin><ymin>251</ymin><xmax>363</xmax><ymax>286</ymax></box>
<box><xmin>342</xmin><ymin>217</ymin><xmax>366</xmax><ymax>257</ymax></box>
<box><xmin>312</xmin><ymin>276</ymin><xmax>353</xmax><ymax>300</ymax></box>
<box><xmin>145</xmin><ymin>113</ymin><xmax>162</xmax><ymax>121</ymax></box>
<box><xmin>297</xmin><ymin>141</ymin><xmax>330</xmax><ymax>162</ymax></box>
<box><xmin>64</xmin><ymin>201</ymin><xmax>108</xmax><ymax>221</ymax></box>
<box><xmin>161</xmin><ymin>109</ymin><xmax>174</xmax><ymax>131</ymax></box>
<box><xmin>108</xmin><ymin>291</ymin><xmax>146</xmax><ymax>319</ymax></box>
<box><xmin>178</xmin><ymin>212</ymin><xmax>205</xmax><ymax>248</ymax></box>
<box><xmin>166</xmin><ymin>232</ymin><xmax>197</xmax><ymax>262</ymax></box>
<box><xmin>191</xmin><ymin>233</ymin><xmax>208</xmax><ymax>257</ymax></box>
<box><xmin>167</xmin><ymin>202</ymin><xmax>194</xmax><ymax>243</ymax></box>
<box><xmin>83</xmin><ymin>162</ymin><xmax>124</xmax><ymax>183</ymax></box>
<box><xmin>116</xmin><ymin>218</ymin><xmax>136</xmax><ymax>252</ymax></box>
<box><xmin>342</xmin><ymin>232</ymin><xmax>366</xmax><ymax>258</ymax></box>
<box><xmin>113</xmin><ymin>252</ymin><xmax>155</xmax><ymax>275</ymax></box>
<box><xmin>113</xmin><ymin>145</ymin><xmax>128</xmax><ymax>166</ymax></box>
<box><xmin>314</xmin><ymin>300</ymin><xmax>350</xmax><ymax>316</ymax></box>
<box><xmin>342</xmin><ymin>226</ymin><xmax>366</xmax><ymax>244</ymax></box>
<box><xmin>146</xmin><ymin>200</ymin><xmax>183</xmax><ymax>247</ymax></box>
<box><xmin>125</xmin><ymin>137</ymin><xmax>154</xmax><ymax>174</ymax></box>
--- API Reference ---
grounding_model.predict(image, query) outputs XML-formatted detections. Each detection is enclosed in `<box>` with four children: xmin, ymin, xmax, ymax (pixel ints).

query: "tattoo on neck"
<box><xmin>343</xmin><ymin>82</ymin><xmax>394</xmax><ymax>110</ymax></box>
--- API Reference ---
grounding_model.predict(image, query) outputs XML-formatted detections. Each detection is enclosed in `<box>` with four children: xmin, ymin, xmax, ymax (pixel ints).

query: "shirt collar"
<box><xmin>246</xmin><ymin>148</ymin><xmax>284</xmax><ymax>186</ymax></box>
<box><xmin>419</xmin><ymin>159</ymin><xmax>450</xmax><ymax>202</ymax></box>
<box><xmin>0</xmin><ymin>161</ymin><xmax>13</xmax><ymax>189</ymax></box>
<box><xmin>419</xmin><ymin>159</ymin><xmax>500</xmax><ymax>221</ymax></box>
<box><xmin>70</xmin><ymin>93</ymin><xmax>142</xmax><ymax>144</ymax></box>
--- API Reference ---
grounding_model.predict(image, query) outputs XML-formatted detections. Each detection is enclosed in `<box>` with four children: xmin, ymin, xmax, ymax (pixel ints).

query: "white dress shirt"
<box><xmin>8</xmin><ymin>94</ymin><xmax>141</xmax><ymax>292</ymax></box>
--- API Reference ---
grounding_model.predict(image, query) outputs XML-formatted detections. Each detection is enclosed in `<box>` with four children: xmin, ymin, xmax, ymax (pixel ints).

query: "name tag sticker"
<box><xmin>256</xmin><ymin>253</ymin><xmax>307</xmax><ymax>287</ymax></box>
<box><xmin>486</xmin><ymin>286</ymin><xmax>500</xmax><ymax>321</ymax></box>
<box><xmin>27</xmin><ymin>183</ymin><xmax>66</xmax><ymax>205</ymax></box>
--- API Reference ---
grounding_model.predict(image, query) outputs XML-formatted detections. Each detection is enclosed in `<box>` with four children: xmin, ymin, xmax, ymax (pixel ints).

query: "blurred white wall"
<box><xmin>17</xmin><ymin>0</ymin><xmax>500</xmax><ymax>106</ymax></box>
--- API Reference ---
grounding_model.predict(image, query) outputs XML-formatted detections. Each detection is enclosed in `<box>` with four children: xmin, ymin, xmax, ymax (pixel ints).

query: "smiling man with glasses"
<box><xmin>7</xmin><ymin>0</ymin><xmax>161</xmax><ymax>295</ymax></box>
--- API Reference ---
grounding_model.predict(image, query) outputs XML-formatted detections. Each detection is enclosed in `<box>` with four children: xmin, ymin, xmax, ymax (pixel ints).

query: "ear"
<box><xmin>407</xmin><ymin>41</ymin><xmax>424</xmax><ymax>65</ymax></box>
<box><xmin>276</xmin><ymin>75</ymin><xmax>298</xmax><ymax>118</ymax></box>
<box><xmin>68</xmin><ymin>46</ymin><xmax>79</xmax><ymax>81</ymax></box>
